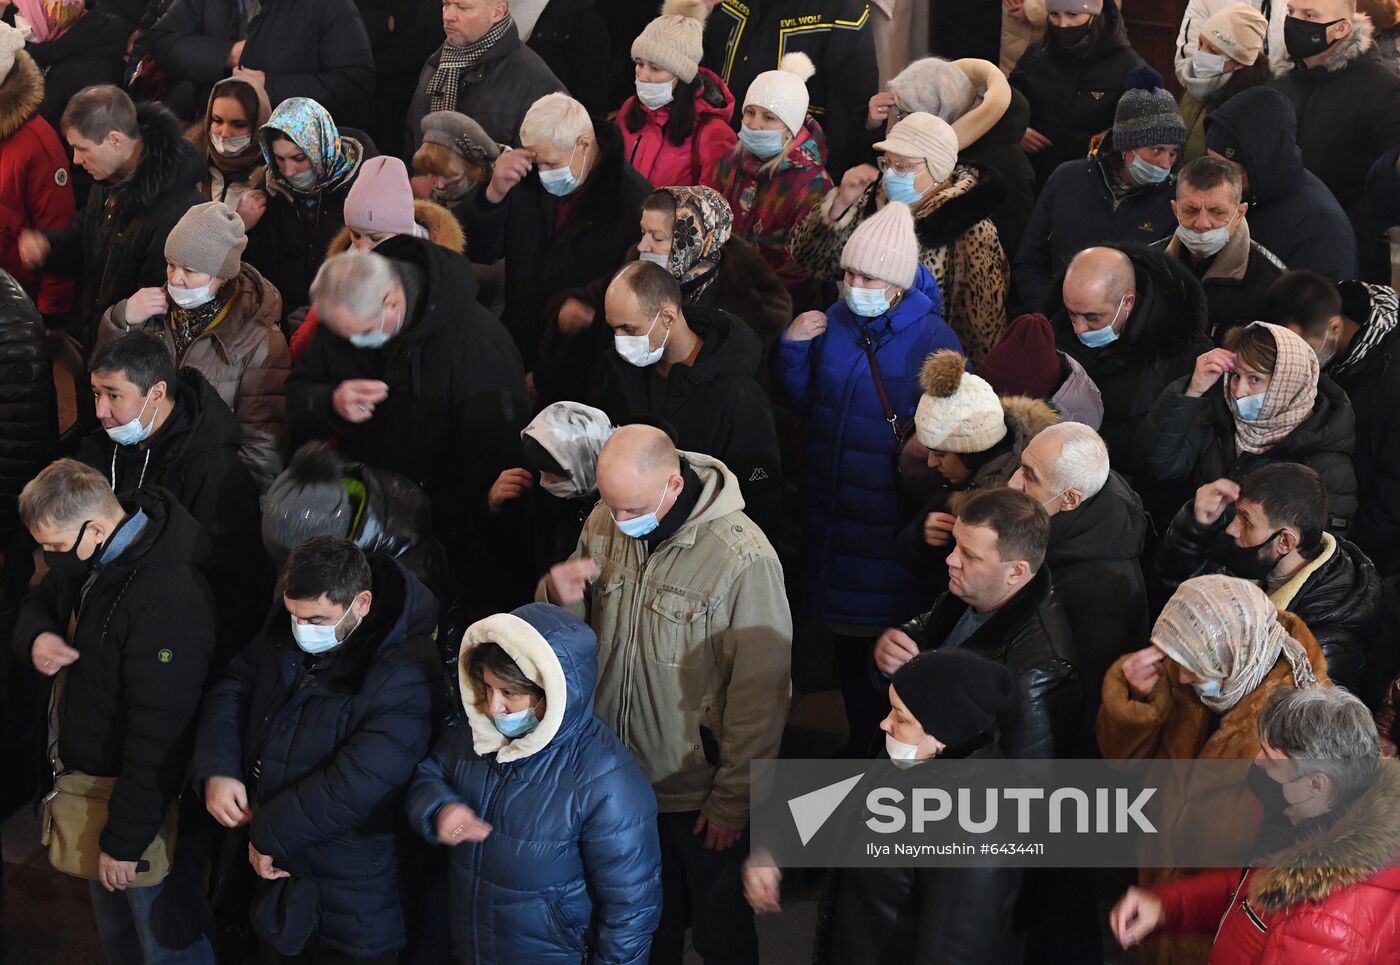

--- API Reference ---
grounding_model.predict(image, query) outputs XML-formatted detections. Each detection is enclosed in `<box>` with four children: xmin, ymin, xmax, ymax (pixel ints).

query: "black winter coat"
<box><xmin>1010</xmin><ymin>3</ymin><xmax>1145</xmax><ymax>186</ymax></box>
<box><xmin>0</xmin><ymin>269</ymin><xmax>55</xmax><ymax>545</ymax></box>
<box><xmin>465</xmin><ymin>121</ymin><xmax>651</xmax><ymax>369</ymax></box>
<box><xmin>1049</xmin><ymin>244</ymin><xmax>1212</xmax><ymax>472</ymax></box>
<box><xmin>1151</xmin><ymin>229</ymin><xmax>1286</xmax><ymax>342</ymax></box>
<box><xmin>526</xmin><ymin>0</ymin><xmax>610</xmax><ymax>117</ymax></box>
<box><xmin>76</xmin><ymin>369</ymin><xmax>268</xmax><ymax>667</ymax></box>
<box><xmin>1204</xmin><ymin>86</ymin><xmax>1357</xmax><ymax>281</ymax></box>
<box><xmin>1154</xmin><ymin>502</ymin><xmax>1386</xmax><ymax>700</ymax></box>
<box><xmin>45</xmin><ymin>101</ymin><xmax>203</xmax><ymax>345</ymax></box>
<box><xmin>403</xmin><ymin>24</ymin><xmax>564</xmax><ymax>157</ymax></box>
<box><xmin>1136</xmin><ymin>375</ymin><xmax>1359</xmax><ymax>533</ymax></box>
<box><xmin>961</xmin><ymin>87</ymin><xmax>1035</xmax><ymax>258</ymax></box>
<box><xmin>192</xmin><ymin>556</ymin><xmax>441</xmax><ymax>958</ymax></box>
<box><xmin>147</xmin><ymin>0</ymin><xmax>376</xmax><ymax>130</ymax></box>
<box><xmin>11</xmin><ymin>489</ymin><xmax>215</xmax><ymax>861</ymax></box>
<box><xmin>26</xmin><ymin>10</ymin><xmax>127</xmax><ymax>131</ymax></box>
<box><xmin>592</xmin><ymin>304</ymin><xmax>783</xmax><ymax>533</ymax></box>
<box><xmin>365</xmin><ymin>0</ymin><xmax>444</xmax><ymax>159</ymax></box>
<box><xmin>902</xmin><ymin>568</ymin><xmax>1083</xmax><ymax>760</ymax></box>
<box><xmin>286</xmin><ymin>235</ymin><xmax>529</xmax><ymax>552</ymax></box>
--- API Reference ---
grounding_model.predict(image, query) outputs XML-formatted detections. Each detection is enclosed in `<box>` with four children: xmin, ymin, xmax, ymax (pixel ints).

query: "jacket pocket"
<box><xmin>642</xmin><ymin>590</ymin><xmax>710</xmax><ymax>669</ymax></box>
<box><xmin>546</xmin><ymin>892</ymin><xmax>590</xmax><ymax>955</ymax></box>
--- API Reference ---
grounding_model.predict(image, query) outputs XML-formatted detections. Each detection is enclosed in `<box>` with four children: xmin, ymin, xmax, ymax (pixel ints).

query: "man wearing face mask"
<box><xmin>593</xmin><ymin>260</ymin><xmax>782</xmax><ymax>534</ymax></box>
<box><xmin>12</xmin><ymin>459</ymin><xmax>216</xmax><ymax>962</ymax></box>
<box><xmin>1154</xmin><ymin>156</ymin><xmax>1286</xmax><ymax>341</ymax></box>
<box><xmin>1268</xmin><ymin>0</ymin><xmax>1400</xmax><ymax>282</ymax></box>
<box><xmin>1153</xmin><ymin>463</ymin><xmax>1387</xmax><ymax>702</ymax></box>
<box><xmin>193</xmin><ymin>535</ymin><xmax>441</xmax><ymax>962</ymax></box>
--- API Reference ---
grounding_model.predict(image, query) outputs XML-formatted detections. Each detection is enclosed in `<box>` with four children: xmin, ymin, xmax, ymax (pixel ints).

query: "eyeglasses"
<box><xmin>877</xmin><ymin>157</ymin><xmax>929</xmax><ymax>177</ymax></box>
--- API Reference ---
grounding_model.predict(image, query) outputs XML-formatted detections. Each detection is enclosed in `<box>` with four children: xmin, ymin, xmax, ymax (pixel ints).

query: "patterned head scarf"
<box><xmin>15</xmin><ymin>0</ymin><xmax>83</xmax><ymax>43</ymax></box>
<box><xmin>1228</xmin><ymin>322</ymin><xmax>1320</xmax><ymax>455</ymax></box>
<box><xmin>1151</xmin><ymin>574</ymin><xmax>1318</xmax><ymax>714</ymax></box>
<box><xmin>521</xmin><ymin>402</ymin><xmax>614</xmax><ymax>498</ymax></box>
<box><xmin>660</xmin><ymin>186</ymin><xmax>733</xmax><ymax>302</ymax></box>
<box><xmin>258</xmin><ymin>97</ymin><xmax>362</xmax><ymax>200</ymax></box>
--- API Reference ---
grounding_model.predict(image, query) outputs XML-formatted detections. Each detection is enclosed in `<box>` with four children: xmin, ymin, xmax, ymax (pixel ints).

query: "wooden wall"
<box><xmin>1122</xmin><ymin>0</ymin><xmax>1190</xmax><ymax>96</ymax></box>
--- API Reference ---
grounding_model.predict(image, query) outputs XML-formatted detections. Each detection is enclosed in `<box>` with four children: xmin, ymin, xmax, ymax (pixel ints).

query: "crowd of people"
<box><xmin>0</xmin><ymin>0</ymin><xmax>1399</xmax><ymax>962</ymax></box>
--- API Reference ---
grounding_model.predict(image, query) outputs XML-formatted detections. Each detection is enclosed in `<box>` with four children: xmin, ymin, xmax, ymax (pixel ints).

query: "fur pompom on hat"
<box><xmin>631</xmin><ymin>0</ymin><xmax>710</xmax><ymax>84</ymax></box>
<box><xmin>914</xmin><ymin>350</ymin><xmax>1008</xmax><ymax>453</ymax></box>
<box><xmin>744</xmin><ymin>52</ymin><xmax>815</xmax><ymax>137</ymax></box>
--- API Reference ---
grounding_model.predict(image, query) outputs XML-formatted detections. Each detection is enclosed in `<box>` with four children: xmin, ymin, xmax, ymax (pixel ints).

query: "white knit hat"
<box><xmin>914</xmin><ymin>350</ymin><xmax>1008</xmax><ymax>452</ymax></box>
<box><xmin>631</xmin><ymin>0</ymin><xmax>709</xmax><ymax>84</ymax></box>
<box><xmin>743</xmin><ymin>53</ymin><xmax>815</xmax><ymax>137</ymax></box>
<box><xmin>875</xmin><ymin>112</ymin><xmax>960</xmax><ymax>184</ymax></box>
<box><xmin>841</xmin><ymin>201</ymin><xmax>918</xmax><ymax>289</ymax></box>
<box><xmin>0</xmin><ymin>23</ymin><xmax>25</xmax><ymax>85</ymax></box>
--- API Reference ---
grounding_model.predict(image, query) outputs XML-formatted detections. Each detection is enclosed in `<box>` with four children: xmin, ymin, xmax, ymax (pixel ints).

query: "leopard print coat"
<box><xmin>787</xmin><ymin>164</ymin><xmax>1010</xmax><ymax>363</ymax></box>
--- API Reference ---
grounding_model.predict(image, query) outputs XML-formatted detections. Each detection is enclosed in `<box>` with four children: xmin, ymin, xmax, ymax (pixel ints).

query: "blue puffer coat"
<box><xmin>775</xmin><ymin>265</ymin><xmax>963</xmax><ymax>627</ymax></box>
<box><xmin>406</xmin><ymin>603</ymin><xmax>662</xmax><ymax>965</ymax></box>
<box><xmin>192</xmin><ymin>556</ymin><xmax>441</xmax><ymax>958</ymax></box>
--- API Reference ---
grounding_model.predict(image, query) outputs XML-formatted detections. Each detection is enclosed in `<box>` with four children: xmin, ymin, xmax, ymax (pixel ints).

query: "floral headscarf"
<box><xmin>1228</xmin><ymin>322</ymin><xmax>1319</xmax><ymax>455</ymax></box>
<box><xmin>259</xmin><ymin>97</ymin><xmax>363</xmax><ymax>201</ymax></box>
<box><xmin>521</xmin><ymin>402</ymin><xmax>614</xmax><ymax>498</ymax></box>
<box><xmin>660</xmin><ymin>185</ymin><xmax>733</xmax><ymax>301</ymax></box>
<box><xmin>16</xmin><ymin>0</ymin><xmax>83</xmax><ymax>43</ymax></box>
<box><xmin>1151</xmin><ymin>574</ymin><xmax>1317</xmax><ymax>714</ymax></box>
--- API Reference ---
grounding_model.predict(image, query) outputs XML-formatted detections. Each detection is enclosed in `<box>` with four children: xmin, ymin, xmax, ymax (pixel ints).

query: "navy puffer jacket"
<box><xmin>406</xmin><ymin>603</ymin><xmax>662</xmax><ymax>965</ymax></box>
<box><xmin>775</xmin><ymin>265</ymin><xmax>963</xmax><ymax>627</ymax></box>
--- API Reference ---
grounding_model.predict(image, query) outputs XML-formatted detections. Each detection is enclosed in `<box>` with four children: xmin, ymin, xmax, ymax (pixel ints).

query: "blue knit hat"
<box><xmin>1110</xmin><ymin>66</ymin><xmax>1186</xmax><ymax>152</ymax></box>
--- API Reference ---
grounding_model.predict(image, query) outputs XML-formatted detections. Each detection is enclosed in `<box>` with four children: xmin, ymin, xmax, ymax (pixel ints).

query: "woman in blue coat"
<box><xmin>406</xmin><ymin>603</ymin><xmax>661</xmax><ymax>965</ymax></box>
<box><xmin>774</xmin><ymin>200</ymin><xmax>962</xmax><ymax>755</ymax></box>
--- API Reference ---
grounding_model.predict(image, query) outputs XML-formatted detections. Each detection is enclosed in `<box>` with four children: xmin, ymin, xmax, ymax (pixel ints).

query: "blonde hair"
<box><xmin>19</xmin><ymin>459</ymin><xmax>122</xmax><ymax>530</ymax></box>
<box><xmin>519</xmin><ymin>93</ymin><xmax>594</xmax><ymax>154</ymax></box>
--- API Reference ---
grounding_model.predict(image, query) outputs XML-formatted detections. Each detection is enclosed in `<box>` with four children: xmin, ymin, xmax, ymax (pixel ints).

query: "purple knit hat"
<box><xmin>343</xmin><ymin>156</ymin><xmax>417</xmax><ymax>236</ymax></box>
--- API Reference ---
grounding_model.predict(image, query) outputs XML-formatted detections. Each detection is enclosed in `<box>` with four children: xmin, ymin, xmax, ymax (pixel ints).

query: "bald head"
<box><xmin>1062</xmin><ymin>248</ymin><xmax>1138</xmax><ymax>343</ymax></box>
<box><xmin>597</xmin><ymin>425</ymin><xmax>685</xmax><ymax>526</ymax></box>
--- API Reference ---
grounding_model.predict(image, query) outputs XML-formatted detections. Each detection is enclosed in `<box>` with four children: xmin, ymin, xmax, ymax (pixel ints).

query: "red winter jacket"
<box><xmin>616</xmin><ymin>67</ymin><xmax>737</xmax><ymax>189</ymax></box>
<box><xmin>1150</xmin><ymin>766</ymin><xmax>1400</xmax><ymax>965</ymax></box>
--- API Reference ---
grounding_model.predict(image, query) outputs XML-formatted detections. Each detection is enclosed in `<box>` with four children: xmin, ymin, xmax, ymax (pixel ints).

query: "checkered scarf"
<box><xmin>1229</xmin><ymin>322</ymin><xmax>1319</xmax><ymax>455</ymax></box>
<box><xmin>426</xmin><ymin>14</ymin><xmax>515</xmax><ymax>113</ymax></box>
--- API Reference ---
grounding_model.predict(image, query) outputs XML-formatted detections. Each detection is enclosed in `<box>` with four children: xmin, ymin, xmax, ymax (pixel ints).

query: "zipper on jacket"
<box><xmin>470</xmin><ymin>760</ymin><xmax>512</xmax><ymax>963</ymax></box>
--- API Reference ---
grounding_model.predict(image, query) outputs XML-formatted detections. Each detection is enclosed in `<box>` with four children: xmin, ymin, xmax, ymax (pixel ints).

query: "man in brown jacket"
<box><xmin>540</xmin><ymin>423</ymin><xmax>791</xmax><ymax>965</ymax></box>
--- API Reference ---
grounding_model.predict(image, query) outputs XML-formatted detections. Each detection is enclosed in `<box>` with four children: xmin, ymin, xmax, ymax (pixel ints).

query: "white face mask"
<box><xmin>287</xmin><ymin>167</ymin><xmax>318</xmax><ymax>191</ymax></box>
<box><xmin>638</xmin><ymin>250</ymin><xmax>670</xmax><ymax>269</ymax></box>
<box><xmin>885</xmin><ymin>732</ymin><xmax>929</xmax><ymax>762</ymax></box>
<box><xmin>1175</xmin><ymin>213</ymin><xmax>1237</xmax><ymax>259</ymax></box>
<box><xmin>614</xmin><ymin>310</ymin><xmax>669</xmax><ymax>368</ymax></box>
<box><xmin>1193</xmin><ymin>678</ymin><xmax>1224</xmax><ymax>699</ymax></box>
<box><xmin>1192</xmin><ymin>48</ymin><xmax>1228</xmax><ymax>78</ymax></box>
<box><xmin>635</xmin><ymin>78</ymin><xmax>675</xmax><ymax>110</ymax></box>
<box><xmin>542</xmin><ymin>478</ymin><xmax>578</xmax><ymax>498</ymax></box>
<box><xmin>168</xmin><ymin>279</ymin><xmax>220</xmax><ymax>310</ymax></box>
<box><xmin>210</xmin><ymin>131</ymin><xmax>252</xmax><ymax>156</ymax></box>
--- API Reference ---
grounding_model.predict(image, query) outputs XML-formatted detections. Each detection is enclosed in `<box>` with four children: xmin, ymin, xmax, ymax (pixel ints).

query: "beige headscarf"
<box><xmin>1228</xmin><ymin>322</ymin><xmax>1320</xmax><ymax>455</ymax></box>
<box><xmin>1151</xmin><ymin>574</ymin><xmax>1318</xmax><ymax>714</ymax></box>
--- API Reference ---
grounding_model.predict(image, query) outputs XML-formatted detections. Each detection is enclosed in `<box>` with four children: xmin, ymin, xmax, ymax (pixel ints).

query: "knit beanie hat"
<box><xmin>840</xmin><ymin>201</ymin><xmax>918</xmax><ymax>290</ymax></box>
<box><xmin>165</xmin><ymin>201</ymin><xmax>246</xmax><ymax>279</ymax></box>
<box><xmin>888</xmin><ymin>57</ymin><xmax>977</xmax><ymax>124</ymax></box>
<box><xmin>1199</xmin><ymin>4</ymin><xmax>1269</xmax><ymax>66</ymax></box>
<box><xmin>914</xmin><ymin>350</ymin><xmax>1008</xmax><ymax>452</ymax></box>
<box><xmin>1111</xmin><ymin>66</ymin><xmax>1186</xmax><ymax>152</ymax></box>
<box><xmin>345</xmin><ymin>156</ymin><xmax>419</xmax><ymax>237</ymax></box>
<box><xmin>0</xmin><ymin>23</ymin><xmax>24</xmax><ymax>86</ymax></box>
<box><xmin>420</xmin><ymin>110</ymin><xmax>501</xmax><ymax>167</ymax></box>
<box><xmin>261</xmin><ymin>445</ymin><xmax>353</xmax><ymax>565</ymax></box>
<box><xmin>1045</xmin><ymin>0</ymin><xmax>1102</xmax><ymax>12</ymax></box>
<box><xmin>874</xmin><ymin>112</ymin><xmax>960</xmax><ymax>183</ymax></box>
<box><xmin>976</xmin><ymin>314</ymin><xmax>1063</xmax><ymax>400</ymax></box>
<box><xmin>744</xmin><ymin>52</ymin><xmax>815</xmax><ymax>137</ymax></box>
<box><xmin>893</xmin><ymin>649</ymin><xmax>1018</xmax><ymax>749</ymax></box>
<box><xmin>631</xmin><ymin>0</ymin><xmax>709</xmax><ymax>84</ymax></box>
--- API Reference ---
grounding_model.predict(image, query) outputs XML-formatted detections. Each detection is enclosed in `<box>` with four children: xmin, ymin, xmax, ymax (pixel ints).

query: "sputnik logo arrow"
<box><xmin>787</xmin><ymin>775</ymin><xmax>863</xmax><ymax>846</ymax></box>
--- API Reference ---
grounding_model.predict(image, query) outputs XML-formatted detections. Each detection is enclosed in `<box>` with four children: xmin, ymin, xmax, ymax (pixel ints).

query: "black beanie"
<box><xmin>892</xmin><ymin>649</ymin><xmax>1018</xmax><ymax>749</ymax></box>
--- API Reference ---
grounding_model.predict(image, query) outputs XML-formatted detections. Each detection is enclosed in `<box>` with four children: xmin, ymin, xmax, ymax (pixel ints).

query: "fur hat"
<box><xmin>1112</xmin><ymin>66</ymin><xmax>1187</xmax><ymax>152</ymax></box>
<box><xmin>893</xmin><ymin>650</ymin><xmax>1018</xmax><ymax>749</ymax></box>
<box><xmin>744</xmin><ymin>52</ymin><xmax>815</xmax><ymax>137</ymax></box>
<box><xmin>1199</xmin><ymin>4</ymin><xmax>1269</xmax><ymax>66</ymax></box>
<box><xmin>914</xmin><ymin>350</ymin><xmax>1008</xmax><ymax>452</ymax></box>
<box><xmin>165</xmin><ymin>201</ymin><xmax>246</xmax><ymax>279</ymax></box>
<box><xmin>874</xmin><ymin>112</ymin><xmax>960</xmax><ymax>183</ymax></box>
<box><xmin>888</xmin><ymin>57</ymin><xmax>977</xmax><ymax>124</ymax></box>
<box><xmin>631</xmin><ymin>0</ymin><xmax>710</xmax><ymax>84</ymax></box>
<box><xmin>840</xmin><ymin>201</ymin><xmax>918</xmax><ymax>289</ymax></box>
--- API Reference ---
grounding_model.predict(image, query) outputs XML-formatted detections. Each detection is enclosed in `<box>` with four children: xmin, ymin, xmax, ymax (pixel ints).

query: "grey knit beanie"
<box><xmin>888</xmin><ymin>58</ymin><xmax>977</xmax><ymax>124</ymax></box>
<box><xmin>1111</xmin><ymin>66</ymin><xmax>1186</xmax><ymax>152</ymax></box>
<box><xmin>165</xmin><ymin>201</ymin><xmax>246</xmax><ymax>279</ymax></box>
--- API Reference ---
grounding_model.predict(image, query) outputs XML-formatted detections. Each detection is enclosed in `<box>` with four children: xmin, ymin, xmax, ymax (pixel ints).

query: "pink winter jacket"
<box><xmin>616</xmin><ymin>67</ymin><xmax>737</xmax><ymax>188</ymax></box>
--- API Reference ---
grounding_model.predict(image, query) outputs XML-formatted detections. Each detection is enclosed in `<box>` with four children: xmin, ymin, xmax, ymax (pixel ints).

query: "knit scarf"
<box><xmin>167</xmin><ymin>285</ymin><xmax>234</xmax><ymax>356</ymax></box>
<box><xmin>1229</xmin><ymin>322</ymin><xmax>1320</xmax><ymax>455</ymax></box>
<box><xmin>1332</xmin><ymin>283</ymin><xmax>1400</xmax><ymax>378</ymax></box>
<box><xmin>426</xmin><ymin>14</ymin><xmax>515</xmax><ymax>113</ymax></box>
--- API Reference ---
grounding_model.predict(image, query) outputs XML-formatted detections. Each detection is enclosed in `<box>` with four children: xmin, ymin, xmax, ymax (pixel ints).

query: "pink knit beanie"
<box><xmin>840</xmin><ymin>201</ymin><xmax>919</xmax><ymax>290</ymax></box>
<box><xmin>344</xmin><ymin>156</ymin><xmax>418</xmax><ymax>236</ymax></box>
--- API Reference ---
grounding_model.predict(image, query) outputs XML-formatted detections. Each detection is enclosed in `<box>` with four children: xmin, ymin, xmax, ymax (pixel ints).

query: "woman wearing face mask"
<box><xmin>1098</xmin><ymin>574</ymin><xmax>1330</xmax><ymax>965</ymax></box>
<box><xmin>1139</xmin><ymin>321</ymin><xmax>1359</xmax><ymax>531</ymax></box>
<box><xmin>1013</xmin><ymin>67</ymin><xmax>1186</xmax><ymax>312</ymax></box>
<box><xmin>710</xmin><ymin>52</ymin><xmax>833</xmax><ymax>310</ymax></box>
<box><xmin>791</xmin><ymin>111</ymin><xmax>1009</xmax><ymax>362</ymax></box>
<box><xmin>775</xmin><ymin>203</ymin><xmax>964</xmax><ymax>753</ymax></box>
<box><xmin>413</xmin><ymin>110</ymin><xmax>503</xmax><ymax>226</ymax></box>
<box><xmin>1010</xmin><ymin>0</ymin><xmax>1144</xmax><ymax>186</ymax></box>
<box><xmin>406</xmin><ymin>604</ymin><xmax>663</xmax><ymax>965</ymax></box>
<box><xmin>617</xmin><ymin>0</ymin><xmax>737</xmax><ymax>188</ymax></box>
<box><xmin>95</xmin><ymin>201</ymin><xmax>290</xmax><ymax>491</ymax></box>
<box><xmin>1174</xmin><ymin>5</ymin><xmax>1270</xmax><ymax>162</ymax></box>
<box><xmin>243</xmin><ymin>96</ymin><xmax>371</xmax><ymax>315</ymax></box>
<box><xmin>188</xmin><ymin>75</ymin><xmax>272</xmax><ymax>224</ymax></box>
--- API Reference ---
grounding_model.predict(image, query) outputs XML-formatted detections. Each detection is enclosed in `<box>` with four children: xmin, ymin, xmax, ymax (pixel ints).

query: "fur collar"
<box><xmin>0</xmin><ymin>53</ymin><xmax>43</xmax><ymax>141</ymax></box>
<box><xmin>1270</xmin><ymin>532</ymin><xmax>1337</xmax><ymax>612</ymax></box>
<box><xmin>1164</xmin><ymin>217</ymin><xmax>1256</xmax><ymax>284</ymax></box>
<box><xmin>1272</xmin><ymin>14</ymin><xmax>1376</xmax><ymax>75</ymax></box>
<box><xmin>861</xmin><ymin>164</ymin><xmax>1005</xmax><ymax>251</ymax></box>
<box><xmin>1119</xmin><ymin>244</ymin><xmax>1211</xmax><ymax>357</ymax></box>
<box><xmin>112</xmin><ymin>102</ymin><xmax>203</xmax><ymax>217</ymax></box>
<box><xmin>327</xmin><ymin>199</ymin><xmax>466</xmax><ymax>257</ymax></box>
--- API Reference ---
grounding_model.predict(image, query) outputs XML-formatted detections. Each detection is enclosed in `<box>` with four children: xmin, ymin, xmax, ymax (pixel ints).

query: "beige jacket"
<box><xmin>97</xmin><ymin>263</ymin><xmax>290</xmax><ymax>490</ymax></box>
<box><xmin>536</xmin><ymin>452</ymin><xmax>792</xmax><ymax>828</ymax></box>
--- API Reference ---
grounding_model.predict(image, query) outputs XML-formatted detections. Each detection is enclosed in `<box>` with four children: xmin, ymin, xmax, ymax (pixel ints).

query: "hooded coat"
<box><xmin>192</xmin><ymin>556</ymin><xmax>441</xmax><ymax>958</ymax></box>
<box><xmin>789</xmin><ymin>163</ymin><xmax>1010</xmax><ymax>362</ymax></box>
<box><xmin>775</xmin><ymin>265</ymin><xmax>963</xmax><ymax>627</ymax></box>
<box><xmin>0</xmin><ymin>268</ymin><xmax>55</xmax><ymax>545</ymax></box>
<box><xmin>96</xmin><ymin>263</ymin><xmax>291</xmax><ymax>490</ymax></box>
<box><xmin>616</xmin><ymin>67</ymin><xmax>738</xmax><ymax>188</ymax></box>
<box><xmin>405</xmin><ymin>604</ymin><xmax>663</xmax><ymax>965</ymax></box>
<box><xmin>1204</xmin><ymin>86</ymin><xmax>1357</xmax><ymax>281</ymax></box>
<box><xmin>1152</xmin><ymin>218</ymin><xmax>1286</xmax><ymax>342</ymax></box>
<box><xmin>12</xmin><ymin>489</ymin><xmax>215</xmax><ymax>862</ymax></box>
<box><xmin>24</xmin><ymin>7</ymin><xmax>127</xmax><ymax>131</ymax></box>
<box><xmin>44</xmin><ymin>101</ymin><xmax>203</xmax><ymax>344</ymax></box>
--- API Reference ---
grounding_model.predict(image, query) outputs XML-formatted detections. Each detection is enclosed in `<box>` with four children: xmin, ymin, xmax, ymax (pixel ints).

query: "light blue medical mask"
<box><xmin>1192</xmin><ymin>49</ymin><xmax>1228</xmax><ymax>78</ymax></box>
<box><xmin>287</xmin><ymin>167</ymin><xmax>319</xmax><ymax>191</ymax></box>
<box><xmin>1193</xmin><ymin>678</ymin><xmax>1223</xmax><ymax>699</ymax></box>
<box><xmin>1234</xmin><ymin>391</ymin><xmax>1266</xmax><ymax>422</ymax></box>
<box><xmin>290</xmin><ymin>605</ymin><xmax>357</xmax><ymax>655</ymax></box>
<box><xmin>1125</xmin><ymin>152</ymin><xmax>1171</xmax><ymax>187</ymax></box>
<box><xmin>348</xmin><ymin>309</ymin><xmax>399</xmax><ymax>349</ymax></box>
<box><xmin>105</xmin><ymin>390</ymin><xmax>157</xmax><ymax>446</ymax></box>
<box><xmin>738</xmin><ymin>124</ymin><xmax>787</xmax><ymax>159</ymax></box>
<box><xmin>844</xmin><ymin>282</ymin><xmax>892</xmax><ymax>318</ymax></box>
<box><xmin>638</xmin><ymin>250</ymin><xmax>670</xmax><ymax>268</ymax></box>
<box><xmin>493</xmin><ymin>703</ymin><xmax>541</xmax><ymax>738</ymax></box>
<box><xmin>1075</xmin><ymin>294</ymin><xmax>1127</xmax><ymax>349</ymax></box>
<box><xmin>882</xmin><ymin>168</ymin><xmax>924</xmax><ymax>205</ymax></box>
<box><xmin>611</xmin><ymin>481</ymin><xmax>669</xmax><ymax>539</ymax></box>
<box><xmin>539</xmin><ymin>144</ymin><xmax>586</xmax><ymax>197</ymax></box>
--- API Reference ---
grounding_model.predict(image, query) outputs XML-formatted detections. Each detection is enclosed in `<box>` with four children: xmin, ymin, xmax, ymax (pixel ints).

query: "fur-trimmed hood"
<box><xmin>327</xmin><ymin>199</ymin><xmax>465</xmax><ymax>257</ymax></box>
<box><xmin>0</xmin><ymin>52</ymin><xmax>43</xmax><ymax>140</ymax></box>
<box><xmin>1271</xmin><ymin>13</ymin><xmax>1376</xmax><ymax>75</ymax></box>
<box><xmin>112</xmin><ymin>102</ymin><xmax>206</xmax><ymax>218</ymax></box>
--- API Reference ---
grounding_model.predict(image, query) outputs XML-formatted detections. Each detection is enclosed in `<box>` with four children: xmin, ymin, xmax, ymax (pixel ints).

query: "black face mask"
<box><xmin>1284</xmin><ymin>15</ymin><xmax>1343</xmax><ymax>60</ymax></box>
<box><xmin>1050</xmin><ymin>20</ymin><xmax>1094</xmax><ymax>50</ymax></box>
<box><xmin>1215</xmin><ymin>528</ymin><xmax>1284</xmax><ymax>582</ymax></box>
<box><xmin>43</xmin><ymin>520</ymin><xmax>98</xmax><ymax>580</ymax></box>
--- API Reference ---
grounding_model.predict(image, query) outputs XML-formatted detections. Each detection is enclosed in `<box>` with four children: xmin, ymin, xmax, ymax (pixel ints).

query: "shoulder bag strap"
<box><xmin>858</xmin><ymin>328</ymin><xmax>901</xmax><ymax>441</ymax></box>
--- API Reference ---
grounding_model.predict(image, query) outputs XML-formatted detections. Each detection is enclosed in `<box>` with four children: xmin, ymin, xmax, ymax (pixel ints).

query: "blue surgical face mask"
<box><xmin>1192</xmin><ymin>49</ymin><xmax>1228</xmax><ymax>78</ymax></box>
<box><xmin>844</xmin><ymin>282</ymin><xmax>892</xmax><ymax>318</ymax></box>
<box><xmin>290</xmin><ymin>605</ymin><xmax>357</xmax><ymax>655</ymax></box>
<box><xmin>348</xmin><ymin>309</ymin><xmax>398</xmax><ymax>349</ymax></box>
<box><xmin>1125</xmin><ymin>152</ymin><xmax>1171</xmax><ymax>186</ymax></box>
<box><xmin>1234</xmin><ymin>391</ymin><xmax>1266</xmax><ymax>422</ymax></box>
<box><xmin>539</xmin><ymin>144</ymin><xmax>585</xmax><ymax>197</ymax></box>
<box><xmin>493</xmin><ymin>703</ymin><xmax>541</xmax><ymax>738</ymax></box>
<box><xmin>611</xmin><ymin>480</ymin><xmax>669</xmax><ymax>539</ymax></box>
<box><xmin>738</xmin><ymin>123</ymin><xmax>787</xmax><ymax>159</ymax></box>
<box><xmin>638</xmin><ymin>250</ymin><xmax>670</xmax><ymax>269</ymax></box>
<box><xmin>882</xmin><ymin>168</ymin><xmax>924</xmax><ymax>205</ymax></box>
<box><xmin>1193</xmin><ymin>678</ymin><xmax>1224</xmax><ymax>699</ymax></box>
<box><xmin>1075</xmin><ymin>294</ymin><xmax>1127</xmax><ymax>349</ymax></box>
<box><xmin>286</xmin><ymin>167</ymin><xmax>319</xmax><ymax>191</ymax></box>
<box><xmin>105</xmin><ymin>390</ymin><xmax>157</xmax><ymax>446</ymax></box>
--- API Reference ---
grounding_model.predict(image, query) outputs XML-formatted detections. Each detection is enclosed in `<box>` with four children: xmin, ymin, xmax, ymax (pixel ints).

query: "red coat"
<box><xmin>1150</xmin><ymin>766</ymin><xmax>1400</xmax><ymax>965</ymax></box>
<box><xmin>615</xmin><ymin>67</ymin><xmax>737</xmax><ymax>188</ymax></box>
